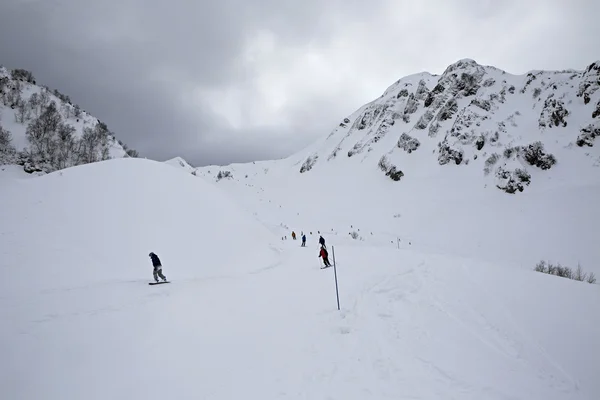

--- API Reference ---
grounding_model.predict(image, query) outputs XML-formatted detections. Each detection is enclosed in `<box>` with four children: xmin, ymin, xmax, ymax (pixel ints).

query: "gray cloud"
<box><xmin>1</xmin><ymin>0</ymin><xmax>598</xmax><ymax>166</ymax></box>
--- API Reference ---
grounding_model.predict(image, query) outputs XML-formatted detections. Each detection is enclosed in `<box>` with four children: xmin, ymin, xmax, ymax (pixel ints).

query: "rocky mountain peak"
<box><xmin>293</xmin><ymin>59</ymin><xmax>600</xmax><ymax>194</ymax></box>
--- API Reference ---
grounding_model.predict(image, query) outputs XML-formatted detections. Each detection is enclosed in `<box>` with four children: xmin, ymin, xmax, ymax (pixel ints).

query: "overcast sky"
<box><xmin>0</xmin><ymin>0</ymin><xmax>598</xmax><ymax>166</ymax></box>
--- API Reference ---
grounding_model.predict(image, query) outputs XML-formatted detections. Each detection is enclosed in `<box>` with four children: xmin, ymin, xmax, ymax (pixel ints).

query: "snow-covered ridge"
<box><xmin>197</xmin><ymin>59</ymin><xmax>600</xmax><ymax>194</ymax></box>
<box><xmin>0</xmin><ymin>65</ymin><xmax>138</xmax><ymax>175</ymax></box>
<box><xmin>164</xmin><ymin>156</ymin><xmax>195</xmax><ymax>173</ymax></box>
<box><xmin>302</xmin><ymin>58</ymin><xmax>600</xmax><ymax>193</ymax></box>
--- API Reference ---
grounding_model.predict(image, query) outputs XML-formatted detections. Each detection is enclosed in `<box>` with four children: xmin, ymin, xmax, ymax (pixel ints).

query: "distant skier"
<box><xmin>319</xmin><ymin>235</ymin><xmax>326</xmax><ymax>248</ymax></box>
<box><xmin>149</xmin><ymin>252</ymin><xmax>167</xmax><ymax>283</ymax></box>
<box><xmin>301</xmin><ymin>233</ymin><xmax>306</xmax><ymax>247</ymax></box>
<box><xmin>318</xmin><ymin>246</ymin><xmax>331</xmax><ymax>267</ymax></box>
<box><xmin>292</xmin><ymin>231</ymin><xmax>296</xmax><ymax>240</ymax></box>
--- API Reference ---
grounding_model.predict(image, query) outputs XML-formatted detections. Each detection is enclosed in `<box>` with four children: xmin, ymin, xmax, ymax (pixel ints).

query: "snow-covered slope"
<box><xmin>0</xmin><ymin>66</ymin><xmax>137</xmax><ymax>174</ymax></box>
<box><xmin>0</xmin><ymin>157</ymin><xmax>281</xmax><ymax>295</ymax></box>
<box><xmin>191</xmin><ymin>59</ymin><xmax>600</xmax><ymax>275</ymax></box>
<box><xmin>1</xmin><ymin>157</ymin><xmax>598</xmax><ymax>399</ymax></box>
<box><xmin>198</xmin><ymin>59</ymin><xmax>600</xmax><ymax>190</ymax></box>
<box><xmin>164</xmin><ymin>156</ymin><xmax>195</xmax><ymax>173</ymax></box>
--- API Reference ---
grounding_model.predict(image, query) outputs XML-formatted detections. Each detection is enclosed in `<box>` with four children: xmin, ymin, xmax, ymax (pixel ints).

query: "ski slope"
<box><xmin>1</xmin><ymin>158</ymin><xmax>599</xmax><ymax>400</ymax></box>
<box><xmin>189</xmin><ymin>60</ymin><xmax>600</xmax><ymax>276</ymax></box>
<box><xmin>192</xmin><ymin>156</ymin><xmax>600</xmax><ymax>276</ymax></box>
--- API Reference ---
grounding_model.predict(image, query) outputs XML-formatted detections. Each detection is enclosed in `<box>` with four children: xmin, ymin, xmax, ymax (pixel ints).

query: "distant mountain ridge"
<box><xmin>0</xmin><ymin>65</ymin><xmax>138</xmax><ymax>175</ymax></box>
<box><xmin>287</xmin><ymin>58</ymin><xmax>600</xmax><ymax>193</ymax></box>
<box><xmin>190</xmin><ymin>59</ymin><xmax>600</xmax><ymax>194</ymax></box>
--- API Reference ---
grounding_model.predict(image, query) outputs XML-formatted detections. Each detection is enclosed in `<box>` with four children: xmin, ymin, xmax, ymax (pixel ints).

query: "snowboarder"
<box><xmin>318</xmin><ymin>245</ymin><xmax>331</xmax><ymax>267</ymax></box>
<box><xmin>301</xmin><ymin>233</ymin><xmax>306</xmax><ymax>247</ymax></box>
<box><xmin>319</xmin><ymin>235</ymin><xmax>326</xmax><ymax>248</ymax></box>
<box><xmin>149</xmin><ymin>252</ymin><xmax>167</xmax><ymax>283</ymax></box>
<box><xmin>292</xmin><ymin>231</ymin><xmax>296</xmax><ymax>240</ymax></box>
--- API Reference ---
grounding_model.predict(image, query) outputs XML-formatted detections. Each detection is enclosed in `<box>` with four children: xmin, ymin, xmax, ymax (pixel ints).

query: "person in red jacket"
<box><xmin>319</xmin><ymin>245</ymin><xmax>331</xmax><ymax>267</ymax></box>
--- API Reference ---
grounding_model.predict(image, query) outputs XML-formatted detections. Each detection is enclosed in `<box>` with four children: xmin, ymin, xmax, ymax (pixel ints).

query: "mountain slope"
<box><xmin>0</xmin><ymin>157</ymin><xmax>282</xmax><ymax>297</ymax></box>
<box><xmin>0</xmin><ymin>66</ymin><xmax>138</xmax><ymax>174</ymax></box>
<box><xmin>190</xmin><ymin>59</ymin><xmax>600</xmax><ymax>274</ymax></box>
<box><xmin>1</xmin><ymin>158</ymin><xmax>599</xmax><ymax>399</ymax></box>
<box><xmin>164</xmin><ymin>156</ymin><xmax>196</xmax><ymax>173</ymax></box>
<box><xmin>291</xmin><ymin>58</ymin><xmax>600</xmax><ymax>192</ymax></box>
<box><xmin>197</xmin><ymin>59</ymin><xmax>600</xmax><ymax>190</ymax></box>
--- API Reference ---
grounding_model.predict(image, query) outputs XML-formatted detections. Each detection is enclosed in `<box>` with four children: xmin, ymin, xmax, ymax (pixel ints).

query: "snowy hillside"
<box><xmin>198</xmin><ymin>59</ymin><xmax>600</xmax><ymax>192</ymax></box>
<box><xmin>164</xmin><ymin>156</ymin><xmax>195</xmax><ymax>173</ymax></box>
<box><xmin>0</xmin><ymin>66</ymin><xmax>138</xmax><ymax>174</ymax></box>
<box><xmin>191</xmin><ymin>59</ymin><xmax>600</xmax><ymax>275</ymax></box>
<box><xmin>0</xmin><ymin>158</ymin><xmax>282</xmax><ymax>290</ymax></box>
<box><xmin>295</xmin><ymin>58</ymin><xmax>600</xmax><ymax>194</ymax></box>
<box><xmin>1</xmin><ymin>157</ymin><xmax>599</xmax><ymax>400</ymax></box>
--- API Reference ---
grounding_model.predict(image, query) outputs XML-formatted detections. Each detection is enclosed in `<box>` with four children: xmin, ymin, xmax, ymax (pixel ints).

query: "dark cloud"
<box><xmin>1</xmin><ymin>0</ymin><xmax>598</xmax><ymax>166</ymax></box>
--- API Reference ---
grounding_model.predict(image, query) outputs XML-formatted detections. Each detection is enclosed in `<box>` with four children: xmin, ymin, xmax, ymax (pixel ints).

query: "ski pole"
<box><xmin>332</xmin><ymin>245</ymin><xmax>340</xmax><ymax>310</ymax></box>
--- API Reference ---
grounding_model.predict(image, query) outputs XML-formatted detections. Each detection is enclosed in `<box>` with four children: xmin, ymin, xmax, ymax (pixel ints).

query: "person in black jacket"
<box><xmin>149</xmin><ymin>252</ymin><xmax>167</xmax><ymax>283</ymax></box>
<box><xmin>319</xmin><ymin>235</ymin><xmax>326</xmax><ymax>248</ymax></box>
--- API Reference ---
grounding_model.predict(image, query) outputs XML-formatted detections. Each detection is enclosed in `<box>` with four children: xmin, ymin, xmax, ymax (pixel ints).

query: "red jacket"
<box><xmin>319</xmin><ymin>248</ymin><xmax>328</xmax><ymax>258</ymax></box>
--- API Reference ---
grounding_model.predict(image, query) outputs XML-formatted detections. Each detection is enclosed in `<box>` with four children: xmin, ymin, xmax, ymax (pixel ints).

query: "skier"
<box><xmin>319</xmin><ymin>235</ymin><xmax>326</xmax><ymax>248</ymax></box>
<box><xmin>301</xmin><ymin>233</ymin><xmax>306</xmax><ymax>247</ymax></box>
<box><xmin>318</xmin><ymin>245</ymin><xmax>331</xmax><ymax>267</ymax></box>
<box><xmin>292</xmin><ymin>231</ymin><xmax>296</xmax><ymax>240</ymax></box>
<box><xmin>149</xmin><ymin>252</ymin><xmax>167</xmax><ymax>283</ymax></box>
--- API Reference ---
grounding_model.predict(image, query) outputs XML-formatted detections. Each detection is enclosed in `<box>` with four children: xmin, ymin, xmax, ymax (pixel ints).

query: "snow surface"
<box><xmin>0</xmin><ymin>164</ymin><xmax>37</xmax><ymax>180</ymax></box>
<box><xmin>1</xmin><ymin>157</ymin><xmax>599</xmax><ymax>400</ymax></box>
<box><xmin>193</xmin><ymin>158</ymin><xmax>600</xmax><ymax>276</ymax></box>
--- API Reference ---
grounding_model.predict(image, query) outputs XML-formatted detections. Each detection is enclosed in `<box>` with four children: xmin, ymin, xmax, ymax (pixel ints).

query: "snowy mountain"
<box><xmin>197</xmin><ymin>58</ymin><xmax>600</xmax><ymax>193</ymax></box>
<box><xmin>0</xmin><ymin>66</ymin><xmax>138</xmax><ymax>175</ymax></box>
<box><xmin>1</xmin><ymin>157</ymin><xmax>599</xmax><ymax>400</ymax></box>
<box><xmin>190</xmin><ymin>59</ymin><xmax>600</xmax><ymax>275</ymax></box>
